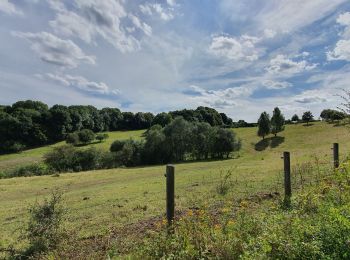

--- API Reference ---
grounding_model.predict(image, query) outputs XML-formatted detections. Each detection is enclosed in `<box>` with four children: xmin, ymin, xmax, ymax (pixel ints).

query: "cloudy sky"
<box><xmin>1</xmin><ymin>0</ymin><xmax>350</xmax><ymax>121</ymax></box>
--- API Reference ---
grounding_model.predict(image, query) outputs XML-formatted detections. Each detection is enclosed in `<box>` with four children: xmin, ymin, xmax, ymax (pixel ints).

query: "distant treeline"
<box><xmin>0</xmin><ymin>100</ymin><xmax>239</xmax><ymax>154</ymax></box>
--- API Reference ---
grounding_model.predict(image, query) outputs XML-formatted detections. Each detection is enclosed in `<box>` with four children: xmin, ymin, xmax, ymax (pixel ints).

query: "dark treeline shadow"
<box><xmin>254</xmin><ymin>136</ymin><xmax>285</xmax><ymax>151</ymax></box>
<box><xmin>302</xmin><ymin>123</ymin><xmax>314</xmax><ymax>127</ymax></box>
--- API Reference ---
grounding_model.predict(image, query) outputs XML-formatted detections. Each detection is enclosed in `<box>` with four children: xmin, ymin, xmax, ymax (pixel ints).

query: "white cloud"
<box><xmin>48</xmin><ymin>0</ymin><xmax>144</xmax><ymax>53</ymax></box>
<box><xmin>128</xmin><ymin>14</ymin><xmax>152</xmax><ymax>36</ymax></box>
<box><xmin>255</xmin><ymin>0</ymin><xmax>346</xmax><ymax>32</ymax></box>
<box><xmin>0</xmin><ymin>0</ymin><xmax>22</xmax><ymax>15</ymax></box>
<box><xmin>12</xmin><ymin>31</ymin><xmax>95</xmax><ymax>68</ymax></box>
<box><xmin>209</xmin><ymin>35</ymin><xmax>261</xmax><ymax>62</ymax></box>
<box><xmin>188</xmin><ymin>85</ymin><xmax>254</xmax><ymax>108</ymax></box>
<box><xmin>167</xmin><ymin>0</ymin><xmax>176</xmax><ymax>7</ymax></box>
<box><xmin>262</xmin><ymin>80</ymin><xmax>292</xmax><ymax>89</ymax></box>
<box><xmin>267</xmin><ymin>54</ymin><xmax>317</xmax><ymax>75</ymax></box>
<box><xmin>37</xmin><ymin>73</ymin><xmax>119</xmax><ymax>96</ymax></box>
<box><xmin>328</xmin><ymin>12</ymin><xmax>350</xmax><ymax>61</ymax></box>
<box><xmin>263</xmin><ymin>29</ymin><xmax>276</xmax><ymax>38</ymax></box>
<box><xmin>139</xmin><ymin>3</ymin><xmax>175</xmax><ymax>21</ymax></box>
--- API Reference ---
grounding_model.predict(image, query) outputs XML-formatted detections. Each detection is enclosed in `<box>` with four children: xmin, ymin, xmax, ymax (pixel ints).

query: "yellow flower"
<box><xmin>214</xmin><ymin>224</ymin><xmax>221</xmax><ymax>230</ymax></box>
<box><xmin>222</xmin><ymin>207</ymin><xmax>230</xmax><ymax>213</ymax></box>
<box><xmin>187</xmin><ymin>210</ymin><xmax>194</xmax><ymax>216</ymax></box>
<box><xmin>240</xmin><ymin>201</ymin><xmax>248</xmax><ymax>208</ymax></box>
<box><xmin>227</xmin><ymin>220</ymin><xmax>235</xmax><ymax>226</ymax></box>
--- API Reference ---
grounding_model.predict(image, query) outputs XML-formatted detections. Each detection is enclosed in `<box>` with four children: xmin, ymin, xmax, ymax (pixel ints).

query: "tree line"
<box><xmin>0</xmin><ymin>100</ymin><xmax>233</xmax><ymax>154</ymax></box>
<box><xmin>1</xmin><ymin>117</ymin><xmax>241</xmax><ymax>178</ymax></box>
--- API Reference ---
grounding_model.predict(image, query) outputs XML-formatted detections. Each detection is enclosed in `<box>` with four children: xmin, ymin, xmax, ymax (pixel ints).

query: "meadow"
<box><xmin>1</xmin><ymin>121</ymin><xmax>350</xmax><ymax>257</ymax></box>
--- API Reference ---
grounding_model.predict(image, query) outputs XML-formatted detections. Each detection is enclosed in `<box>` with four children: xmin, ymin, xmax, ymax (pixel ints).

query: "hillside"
<box><xmin>1</xmin><ymin>122</ymin><xmax>350</xmax><ymax>257</ymax></box>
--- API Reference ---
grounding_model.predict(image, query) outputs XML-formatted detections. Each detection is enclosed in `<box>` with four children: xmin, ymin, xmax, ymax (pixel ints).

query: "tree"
<box><xmin>291</xmin><ymin>114</ymin><xmax>299</xmax><ymax>122</ymax></box>
<box><xmin>152</xmin><ymin>112</ymin><xmax>172</xmax><ymax>127</ymax></box>
<box><xmin>211</xmin><ymin>128</ymin><xmax>241</xmax><ymax>159</ymax></box>
<box><xmin>66</xmin><ymin>132</ymin><xmax>79</xmax><ymax>146</ymax></box>
<box><xmin>77</xmin><ymin>129</ymin><xmax>95</xmax><ymax>144</ymax></box>
<box><xmin>257</xmin><ymin>112</ymin><xmax>271</xmax><ymax>139</ymax></box>
<box><xmin>320</xmin><ymin>109</ymin><xmax>346</xmax><ymax>122</ymax></box>
<box><xmin>302</xmin><ymin>111</ymin><xmax>314</xmax><ymax>125</ymax></box>
<box><xmin>271</xmin><ymin>107</ymin><xmax>285</xmax><ymax>137</ymax></box>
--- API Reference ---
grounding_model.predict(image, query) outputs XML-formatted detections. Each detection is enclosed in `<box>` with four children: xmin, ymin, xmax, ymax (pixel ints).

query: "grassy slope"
<box><xmin>1</xmin><ymin>122</ymin><xmax>350</xmax><ymax>247</ymax></box>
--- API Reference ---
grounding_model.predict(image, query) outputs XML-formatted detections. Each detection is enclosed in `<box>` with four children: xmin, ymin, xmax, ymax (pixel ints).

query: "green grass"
<box><xmin>1</xmin><ymin>122</ymin><xmax>350</xmax><ymax>249</ymax></box>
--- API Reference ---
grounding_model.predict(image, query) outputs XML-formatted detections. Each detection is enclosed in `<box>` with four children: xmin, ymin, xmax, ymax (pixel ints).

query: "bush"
<box><xmin>77</xmin><ymin>129</ymin><xmax>95</xmax><ymax>144</ymax></box>
<box><xmin>96</xmin><ymin>133</ymin><xmax>109</xmax><ymax>142</ymax></box>
<box><xmin>3</xmin><ymin>163</ymin><xmax>53</xmax><ymax>178</ymax></box>
<box><xmin>22</xmin><ymin>191</ymin><xmax>66</xmax><ymax>258</ymax></box>
<box><xmin>110</xmin><ymin>140</ymin><xmax>126</xmax><ymax>152</ymax></box>
<box><xmin>66</xmin><ymin>132</ymin><xmax>79</xmax><ymax>145</ymax></box>
<box><xmin>44</xmin><ymin>145</ymin><xmax>103</xmax><ymax>172</ymax></box>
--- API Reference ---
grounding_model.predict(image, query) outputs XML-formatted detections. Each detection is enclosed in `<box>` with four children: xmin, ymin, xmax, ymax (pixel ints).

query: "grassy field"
<box><xmin>1</xmin><ymin>122</ymin><xmax>350</xmax><ymax>250</ymax></box>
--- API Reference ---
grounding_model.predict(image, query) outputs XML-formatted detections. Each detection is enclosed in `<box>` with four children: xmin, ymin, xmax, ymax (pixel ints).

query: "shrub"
<box><xmin>66</xmin><ymin>132</ymin><xmax>79</xmax><ymax>145</ymax></box>
<box><xmin>96</xmin><ymin>133</ymin><xmax>109</xmax><ymax>142</ymax></box>
<box><xmin>77</xmin><ymin>129</ymin><xmax>95</xmax><ymax>144</ymax></box>
<box><xmin>110</xmin><ymin>140</ymin><xmax>126</xmax><ymax>152</ymax></box>
<box><xmin>44</xmin><ymin>145</ymin><xmax>76</xmax><ymax>172</ymax></box>
<box><xmin>22</xmin><ymin>191</ymin><xmax>66</xmax><ymax>258</ymax></box>
<box><xmin>3</xmin><ymin>163</ymin><xmax>53</xmax><ymax>178</ymax></box>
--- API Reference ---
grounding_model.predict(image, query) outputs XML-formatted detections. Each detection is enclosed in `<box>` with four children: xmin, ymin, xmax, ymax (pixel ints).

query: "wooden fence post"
<box><xmin>283</xmin><ymin>151</ymin><xmax>291</xmax><ymax>207</ymax></box>
<box><xmin>333</xmin><ymin>143</ymin><xmax>339</xmax><ymax>169</ymax></box>
<box><xmin>165</xmin><ymin>165</ymin><xmax>175</xmax><ymax>226</ymax></box>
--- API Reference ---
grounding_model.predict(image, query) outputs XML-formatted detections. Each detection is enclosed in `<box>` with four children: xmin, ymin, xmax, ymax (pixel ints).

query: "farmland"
<box><xmin>1</xmin><ymin>121</ymin><xmax>349</xmax><ymax>256</ymax></box>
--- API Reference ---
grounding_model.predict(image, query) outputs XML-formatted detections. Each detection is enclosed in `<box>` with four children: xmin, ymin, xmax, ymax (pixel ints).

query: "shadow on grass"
<box><xmin>255</xmin><ymin>136</ymin><xmax>285</xmax><ymax>151</ymax></box>
<box><xmin>270</xmin><ymin>136</ymin><xmax>285</xmax><ymax>148</ymax></box>
<box><xmin>75</xmin><ymin>141</ymin><xmax>101</xmax><ymax>147</ymax></box>
<box><xmin>255</xmin><ymin>138</ymin><xmax>270</xmax><ymax>151</ymax></box>
<box><xmin>302</xmin><ymin>123</ymin><xmax>314</xmax><ymax>127</ymax></box>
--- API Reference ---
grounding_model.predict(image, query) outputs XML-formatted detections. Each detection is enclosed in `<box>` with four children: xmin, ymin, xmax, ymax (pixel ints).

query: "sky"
<box><xmin>1</xmin><ymin>0</ymin><xmax>350</xmax><ymax>122</ymax></box>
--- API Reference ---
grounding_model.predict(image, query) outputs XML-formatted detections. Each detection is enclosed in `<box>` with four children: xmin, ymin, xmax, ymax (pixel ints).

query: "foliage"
<box><xmin>77</xmin><ymin>129</ymin><xmax>95</xmax><ymax>144</ymax></box>
<box><xmin>216</xmin><ymin>168</ymin><xmax>234</xmax><ymax>195</ymax></box>
<box><xmin>271</xmin><ymin>107</ymin><xmax>285</xmax><ymax>136</ymax></box>
<box><xmin>320</xmin><ymin>109</ymin><xmax>346</xmax><ymax>122</ymax></box>
<box><xmin>302</xmin><ymin>111</ymin><xmax>314</xmax><ymax>125</ymax></box>
<box><xmin>65</xmin><ymin>132</ymin><xmax>79</xmax><ymax>146</ymax></box>
<box><xmin>257</xmin><ymin>112</ymin><xmax>271</xmax><ymax>139</ymax></box>
<box><xmin>20</xmin><ymin>191</ymin><xmax>66</xmax><ymax>258</ymax></box>
<box><xmin>44</xmin><ymin>145</ymin><xmax>103</xmax><ymax>172</ymax></box>
<box><xmin>96</xmin><ymin>133</ymin><xmax>109</xmax><ymax>142</ymax></box>
<box><xmin>1</xmin><ymin>163</ymin><xmax>52</xmax><ymax>178</ymax></box>
<box><xmin>291</xmin><ymin>114</ymin><xmax>299</xmax><ymax>122</ymax></box>
<box><xmin>134</xmin><ymin>162</ymin><xmax>350</xmax><ymax>259</ymax></box>
<box><xmin>0</xmin><ymin>100</ymin><xmax>233</xmax><ymax>154</ymax></box>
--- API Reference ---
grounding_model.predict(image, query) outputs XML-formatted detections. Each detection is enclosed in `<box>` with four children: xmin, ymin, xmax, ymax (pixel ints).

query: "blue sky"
<box><xmin>1</xmin><ymin>0</ymin><xmax>350</xmax><ymax>121</ymax></box>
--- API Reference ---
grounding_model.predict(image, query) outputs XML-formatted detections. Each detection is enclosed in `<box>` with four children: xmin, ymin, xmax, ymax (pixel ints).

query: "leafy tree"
<box><xmin>257</xmin><ymin>112</ymin><xmax>271</xmax><ymax>139</ymax></box>
<box><xmin>211</xmin><ymin>128</ymin><xmax>241</xmax><ymax>159</ymax></box>
<box><xmin>302</xmin><ymin>111</ymin><xmax>314</xmax><ymax>125</ymax></box>
<box><xmin>291</xmin><ymin>114</ymin><xmax>299</xmax><ymax>122</ymax></box>
<box><xmin>320</xmin><ymin>109</ymin><xmax>346</xmax><ymax>122</ymax></box>
<box><xmin>66</xmin><ymin>132</ymin><xmax>79</xmax><ymax>146</ymax></box>
<box><xmin>77</xmin><ymin>129</ymin><xmax>95</xmax><ymax>144</ymax></box>
<box><xmin>163</xmin><ymin>117</ymin><xmax>193</xmax><ymax>162</ymax></box>
<box><xmin>110</xmin><ymin>140</ymin><xmax>126</xmax><ymax>152</ymax></box>
<box><xmin>142</xmin><ymin>127</ymin><xmax>169</xmax><ymax>164</ymax></box>
<box><xmin>271</xmin><ymin>107</ymin><xmax>285</xmax><ymax>137</ymax></box>
<box><xmin>191</xmin><ymin>122</ymin><xmax>213</xmax><ymax>160</ymax></box>
<box><xmin>152</xmin><ymin>112</ymin><xmax>172</xmax><ymax>127</ymax></box>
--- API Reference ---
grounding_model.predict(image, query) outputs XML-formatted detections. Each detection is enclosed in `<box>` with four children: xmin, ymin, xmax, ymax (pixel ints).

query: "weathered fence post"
<box><xmin>283</xmin><ymin>151</ymin><xmax>291</xmax><ymax>207</ymax></box>
<box><xmin>165</xmin><ymin>164</ymin><xmax>175</xmax><ymax>226</ymax></box>
<box><xmin>333</xmin><ymin>143</ymin><xmax>339</xmax><ymax>169</ymax></box>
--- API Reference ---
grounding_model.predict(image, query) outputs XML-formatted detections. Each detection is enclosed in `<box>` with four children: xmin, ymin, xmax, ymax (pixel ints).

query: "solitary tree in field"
<box><xmin>271</xmin><ymin>107</ymin><xmax>285</xmax><ymax>137</ymax></box>
<box><xmin>291</xmin><ymin>114</ymin><xmax>299</xmax><ymax>122</ymax></box>
<box><xmin>302</xmin><ymin>111</ymin><xmax>314</xmax><ymax>125</ymax></box>
<box><xmin>257</xmin><ymin>112</ymin><xmax>271</xmax><ymax>139</ymax></box>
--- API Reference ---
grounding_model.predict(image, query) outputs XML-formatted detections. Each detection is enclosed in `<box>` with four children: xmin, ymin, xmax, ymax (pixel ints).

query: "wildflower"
<box><xmin>240</xmin><ymin>200</ymin><xmax>248</xmax><ymax>208</ymax></box>
<box><xmin>187</xmin><ymin>210</ymin><xmax>193</xmax><ymax>216</ymax></box>
<box><xmin>221</xmin><ymin>207</ymin><xmax>230</xmax><ymax>213</ymax></box>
